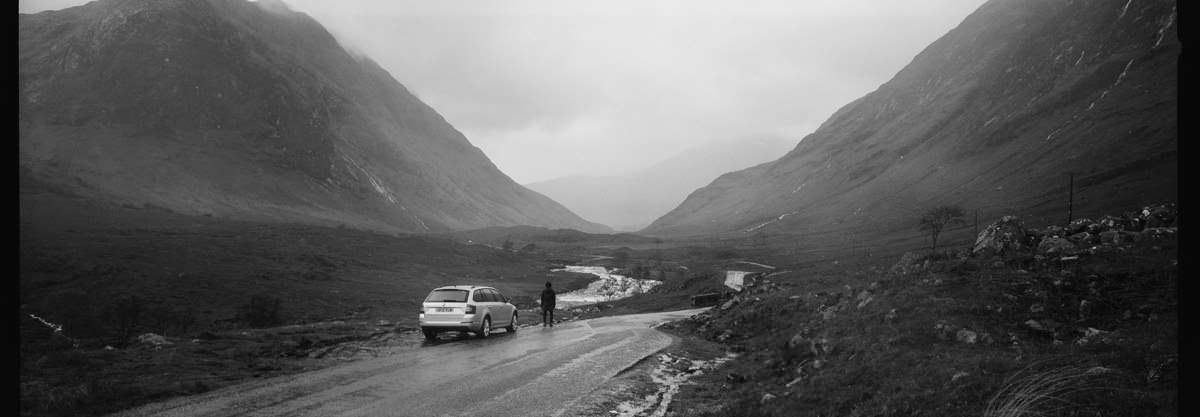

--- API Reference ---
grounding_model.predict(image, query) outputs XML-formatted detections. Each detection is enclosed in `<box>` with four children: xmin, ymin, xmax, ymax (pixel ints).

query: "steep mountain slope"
<box><xmin>526</xmin><ymin>136</ymin><xmax>793</xmax><ymax>231</ymax></box>
<box><xmin>18</xmin><ymin>0</ymin><xmax>608</xmax><ymax>234</ymax></box>
<box><xmin>643</xmin><ymin>0</ymin><xmax>1177</xmax><ymax>239</ymax></box>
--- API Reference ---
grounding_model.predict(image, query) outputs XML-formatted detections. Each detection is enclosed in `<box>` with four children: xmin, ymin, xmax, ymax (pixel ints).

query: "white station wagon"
<box><xmin>419</xmin><ymin>285</ymin><xmax>518</xmax><ymax>340</ymax></box>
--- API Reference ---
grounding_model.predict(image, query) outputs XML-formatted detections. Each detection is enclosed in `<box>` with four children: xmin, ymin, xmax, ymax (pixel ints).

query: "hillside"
<box><xmin>643</xmin><ymin>0</ymin><xmax>1177</xmax><ymax>240</ymax></box>
<box><xmin>18</xmin><ymin>0</ymin><xmax>608</xmax><ymax>233</ymax></box>
<box><xmin>526</xmin><ymin>136</ymin><xmax>793</xmax><ymax>231</ymax></box>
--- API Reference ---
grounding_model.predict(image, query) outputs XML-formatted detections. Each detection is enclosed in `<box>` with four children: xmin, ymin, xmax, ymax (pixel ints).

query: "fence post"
<box><xmin>1067</xmin><ymin>173</ymin><xmax>1074</xmax><ymax>225</ymax></box>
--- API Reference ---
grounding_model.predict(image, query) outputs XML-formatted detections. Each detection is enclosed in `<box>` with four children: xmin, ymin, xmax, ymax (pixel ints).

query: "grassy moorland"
<box><xmin>19</xmin><ymin>185</ymin><xmax>612</xmax><ymax>416</ymax></box>
<box><xmin>19</xmin><ymin>176</ymin><xmax>1178</xmax><ymax>417</ymax></box>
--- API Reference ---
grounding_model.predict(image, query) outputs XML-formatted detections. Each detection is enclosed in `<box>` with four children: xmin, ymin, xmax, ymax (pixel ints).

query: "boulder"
<box><xmin>1097</xmin><ymin>215</ymin><xmax>1124</xmax><ymax>230</ymax></box>
<box><xmin>1140</xmin><ymin>202</ymin><xmax>1177</xmax><ymax>228</ymax></box>
<box><xmin>956</xmin><ymin>329</ymin><xmax>979</xmax><ymax>344</ymax></box>
<box><xmin>973</xmin><ymin>216</ymin><xmax>1027</xmax><ymax>256</ymax></box>
<box><xmin>1066</xmin><ymin>218</ymin><xmax>1094</xmax><ymax>235</ymax></box>
<box><xmin>1044</xmin><ymin>225</ymin><xmax>1066</xmax><ymax>238</ymax></box>
<box><xmin>1037</xmin><ymin>237</ymin><xmax>1076</xmax><ymax>255</ymax></box>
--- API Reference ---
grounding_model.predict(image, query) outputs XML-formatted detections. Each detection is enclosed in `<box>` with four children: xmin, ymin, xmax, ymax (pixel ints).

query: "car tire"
<box><xmin>479</xmin><ymin>317</ymin><xmax>491</xmax><ymax>338</ymax></box>
<box><xmin>506</xmin><ymin>313</ymin><xmax>517</xmax><ymax>332</ymax></box>
<box><xmin>423</xmin><ymin>329</ymin><xmax>437</xmax><ymax>341</ymax></box>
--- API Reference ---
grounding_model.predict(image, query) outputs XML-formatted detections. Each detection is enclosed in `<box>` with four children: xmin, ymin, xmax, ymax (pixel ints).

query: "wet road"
<box><xmin>110</xmin><ymin>308</ymin><xmax>709</xmax><ymax>417</ymax></box>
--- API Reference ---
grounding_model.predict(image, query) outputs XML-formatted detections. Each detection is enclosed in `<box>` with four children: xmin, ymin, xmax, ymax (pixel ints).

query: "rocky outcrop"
<box><xmin>973</xmin><ymin>216</ymin><xmax>1027</xmax><ymax>257</ymax></box>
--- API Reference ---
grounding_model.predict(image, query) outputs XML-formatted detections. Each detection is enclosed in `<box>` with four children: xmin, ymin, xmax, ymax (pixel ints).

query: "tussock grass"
<box><xmin>983</xmin><ymin>361</ymin><xmax>1118</xmax><ymax>417</ymax></box>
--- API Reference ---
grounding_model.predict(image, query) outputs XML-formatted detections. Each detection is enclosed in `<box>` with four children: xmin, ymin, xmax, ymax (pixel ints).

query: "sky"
<box><xmin>20</xmin><ymin>0</ymin><xmax>988</xmax><ymax>184</ymax></box>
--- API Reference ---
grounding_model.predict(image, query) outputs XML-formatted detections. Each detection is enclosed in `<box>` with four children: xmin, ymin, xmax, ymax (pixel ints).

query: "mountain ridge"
<box><xmin>19</xmin><ymin>0</ymin><xmax>611</xmax><ymax>234</ymax></box>
<box><xmin>643</xmin><ymin>0</ymin><xmax>1177</xmax><ymax>240</ymax></box>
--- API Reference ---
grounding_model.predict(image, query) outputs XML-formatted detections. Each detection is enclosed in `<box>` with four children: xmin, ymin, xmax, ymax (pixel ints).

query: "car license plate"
<box><xmin>436</xmin><ymin>307</ymin><xmax>453</xmax><ymax>312</ymax></box>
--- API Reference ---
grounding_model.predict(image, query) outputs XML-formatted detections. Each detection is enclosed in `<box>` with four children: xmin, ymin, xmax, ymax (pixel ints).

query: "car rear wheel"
<box><xmin>506</xmin><ymin>313</ymin><xmax>517</xmax><ymax>332</ymax></box>
<box><xmin>479</xmin><ymin>317</ymin><xmax>491</xmax><ymax>338</ymax></box>
<box><xmin>423</xmin><ymin>329</ymin><xmax>437</xmax><ymax>340</ymax></box>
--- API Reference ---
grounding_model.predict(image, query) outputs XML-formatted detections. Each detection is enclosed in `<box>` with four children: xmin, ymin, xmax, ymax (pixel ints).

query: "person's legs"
<box><xmin>549</xmin><ymin>308</ymin><xmax>554</xmax><ymax>326</ymax></box>
<box><xmin>542</xmin><ymin>308</ymin><xmax>549</xmax><ymax>326</ymax></box>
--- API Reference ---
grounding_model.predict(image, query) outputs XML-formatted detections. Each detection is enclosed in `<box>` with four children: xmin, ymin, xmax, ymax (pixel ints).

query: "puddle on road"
<box><xmin>552</xmin><ymin>266</ymin><xmax>663</xmax><ymax>309</ymax></box>
<box><xmin>611</xmin><ymin>352</ymin><xmax>739</xmax><ymax>417</ymax></box>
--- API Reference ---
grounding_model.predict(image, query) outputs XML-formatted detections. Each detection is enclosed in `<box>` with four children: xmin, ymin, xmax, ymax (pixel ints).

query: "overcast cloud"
<box><xmin>20</xmin><ymin>0</ymin><xmax>987</xmax><ymax>184</ymax></box>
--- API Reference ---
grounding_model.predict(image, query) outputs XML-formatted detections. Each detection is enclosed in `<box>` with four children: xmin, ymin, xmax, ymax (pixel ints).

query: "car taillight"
<box><xmin>418</xmin><ymin>309</ymin><xmax>425</xmax><ymax>316</ymax></box>
<box><xmin>465</xmin><ymin>305</ymin><xmax>476</xmax><ymax>314</ymax></box>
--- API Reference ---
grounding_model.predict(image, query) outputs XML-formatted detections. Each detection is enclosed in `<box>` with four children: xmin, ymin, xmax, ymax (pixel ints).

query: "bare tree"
<box><xmin>919</xmin><ymin>205</ymin><xmax>966</xmax><ymax>252</ymax></box>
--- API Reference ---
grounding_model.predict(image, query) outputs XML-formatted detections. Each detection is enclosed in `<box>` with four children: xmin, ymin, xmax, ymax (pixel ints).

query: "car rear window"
<box><xmin>426</xmin><ymin>289</ymin><xmax>469</xmax><ymax>303</ymax></box>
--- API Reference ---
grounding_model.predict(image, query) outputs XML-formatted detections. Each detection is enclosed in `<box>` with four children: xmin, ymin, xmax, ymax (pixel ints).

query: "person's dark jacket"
<box><xmin>540</xmin><ymin>288</ymin><xmax>556</xmax><ymax>310</ymax></box>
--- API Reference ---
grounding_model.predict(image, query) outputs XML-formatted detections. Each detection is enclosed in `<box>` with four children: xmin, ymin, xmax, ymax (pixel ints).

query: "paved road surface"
<box><xmin>111</xmin><ymin>308</ymin><xmax>709</xmax><ymax>417</ymax></box>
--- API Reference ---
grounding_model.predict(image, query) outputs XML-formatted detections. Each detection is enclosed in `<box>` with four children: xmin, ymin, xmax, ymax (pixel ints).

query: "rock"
<box><xmin>1096</xmin><ymin>215</ymin><xmax>1127</xmax><ymax>231</ymax></box>
<box><xmin>1044</xmin><ymin>225</ymin><xmax>1066</xmax><ymax>238</ymax></box>
<box><xmin>716</xmin><ymin>329</ymin><xmax>734</xmax><ymax>342</ymax></box>
<box><xmin>812</xmin><ymin>359</ymin><xmax>824</xmax><ymax>369</ymax></box>
<box><xmin>934</xmin><ymin>321</ymin><xmax>955</xmax><ymax>340</ymax></box>
<box><xmin>890</xmin><ymin>251</ymin><xmax>926</xmax><ymax>275</ymax></box>
<box><xmin>719</xmin><ymin>297</ymin><xmax>740</xmax><ymax>311</ymax></box>
<box><xmin>104</xmin><ymin>345</ymin><xmax>115</xmax><ymax>350</ymax></box>
<box><xmin>726</xmin><ymin>372</ymin><xmax>746</xmax><ymax>384</ymax></box>
<box><xmin>884</xmin><ymin>309</ymin><xmax>898</xmax><ymax>322</ymax></box>
<box><xmin>1076</xmin><ymin>327</ymin><xmax>1115</xmax><ymax>345</ymax></box>
<box><xmin>1068</xmin><ymin>232</ymin><xmax>1094</xmax><ymax>244</ymax></box>
<box><xmin>1066</xmin><ymin>218</ymin><xmax>1094</xmax><ymax>235</ymax></box>
<box><xmin>956</xmin><ymin>329</ymin><xmax>978</xmax><ymax>344</ymax></box>
<box><xmin>974</xmin><ymin>216</ymin><xmax>1027</xmax><ymax>256</ymax></box>
<box><xmin>784</xmin><ymin>334</ymin><xmax>818</xmax><ymax>361</ymax></box>
<box><xmin>1037</xmin><ymin>237</ymin><xmax>1076</xmax><ymax>255</ymax></box>
<box><xmin>761</xmin><ymin>393</ymin><xmax>777</xmax><ymax>404</ymax></box>
<box><xmin>135</xmin><ymin>333</ymin><xmax>173</xmax><ymax>348</ymax></box>
<box><xmin>376</xmin><ymin>320</ymin><xmax>392</xmax><ymax>327</ymax></box>
<box><xmin>1140</xmin><ymin>202</ymin><xmax>1177</xmax><ymax>228</ymax></box>
<box><xmin>1029</xmin><ymin>303</ymin><xmax>1045</xmax><ymax>313</ymax></box>
<box><xmin>814</xmin><ymin>337</ymin><xmax>835</xmax><ymax>355</ymax></box>
<box><xmin>1024</xmin><ymin>320</ymin><xmax>1046</xmax><ymax>332</ymax></box>
<box><xmin>991</xmin><ymin>260</ymin><xmax>1006</xmax><ymax>268</ymax></box>
<box><xmin>856</xmin><ymin>290</ymin><xmax>874</xmax><ymax>309</ymax></box>
<box><xmin>951</xmin><ymin>371</ymin><xmax>970</xmax><ymax>382</ymax></box>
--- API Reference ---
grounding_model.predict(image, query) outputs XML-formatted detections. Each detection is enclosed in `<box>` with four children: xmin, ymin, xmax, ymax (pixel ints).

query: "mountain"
<box><xmin>643</xmin><ymin>0</ymin><xmax>1177</xmax><ymax>240</ymax></box>
<box><xmin>526</xmin><ymin>136</ymin><xmax>794</xmax><ymax>231</ymax></box>
<box><xmin>18</xmin><ymin>0</ymin><xmax>609</xmax><ymax>234</ymax></box>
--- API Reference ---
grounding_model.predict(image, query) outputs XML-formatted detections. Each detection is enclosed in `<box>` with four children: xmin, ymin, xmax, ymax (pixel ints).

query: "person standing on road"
<box><xmin>541</xmin><ymin>281</ymin><xmax>556</xmax><ymax>327</ymax></box>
